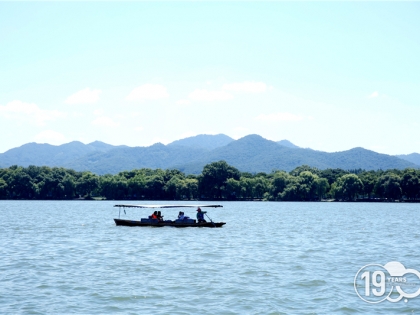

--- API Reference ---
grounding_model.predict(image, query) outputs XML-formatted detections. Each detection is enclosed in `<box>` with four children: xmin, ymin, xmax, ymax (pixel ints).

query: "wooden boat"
<box><xmin>113</xmin><ymin>204</ymin><xmax>226</xmax><ymax>228</ymax></box>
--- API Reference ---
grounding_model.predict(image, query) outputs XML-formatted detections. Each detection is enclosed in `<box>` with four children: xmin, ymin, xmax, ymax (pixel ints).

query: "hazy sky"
<box><xmin>0</xmin><ymin>2</ymin><xmax>419</xmax><ymax>154</ymax></box>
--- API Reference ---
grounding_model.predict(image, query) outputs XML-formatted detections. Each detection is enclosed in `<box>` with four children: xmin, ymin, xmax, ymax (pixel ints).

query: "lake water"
<box><xmin>1</xmin><ymin>201</ymin><xmax>419</xmax><ymax>314</ymax></box>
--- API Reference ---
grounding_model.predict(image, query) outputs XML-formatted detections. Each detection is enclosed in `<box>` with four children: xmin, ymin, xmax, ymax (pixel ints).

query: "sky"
<box><xmin>0</xmin><ymin>2</ymin><xmax>419</xmax><ymax>155</ymax></box>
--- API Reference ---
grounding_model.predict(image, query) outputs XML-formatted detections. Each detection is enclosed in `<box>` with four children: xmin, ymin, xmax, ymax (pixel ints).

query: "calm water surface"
<box><xmin>1</xmin><ymin>201</ymin><xmax>419</xmax><ymax>314</ymax></box>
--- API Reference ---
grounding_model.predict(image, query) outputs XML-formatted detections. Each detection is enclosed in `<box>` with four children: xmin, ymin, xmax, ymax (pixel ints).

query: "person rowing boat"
<box><xmin>196</xmin><ymin>207</ymin><xmax>207</xmax><ymax>223</ymax></box>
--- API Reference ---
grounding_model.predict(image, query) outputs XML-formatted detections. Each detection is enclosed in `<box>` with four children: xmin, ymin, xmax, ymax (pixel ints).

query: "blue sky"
<box><xmin>0</xmin><ymin>2</ymin><xmax>419</xmax><ymax>154</ymax></box>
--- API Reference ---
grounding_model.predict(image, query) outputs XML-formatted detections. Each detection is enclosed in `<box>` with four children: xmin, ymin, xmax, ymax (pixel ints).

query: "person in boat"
<box><xmin>177</xmin><ymin>211</ymin><xmax>189</xmax><ymax>220</ymax></box>
<box><xmin>150</xmin><ymin>211</ymin><xmax>158</xmax><ymax>219</ymax></box>
<box><xmin>196</xmin><ymin>207</ymin><xmax>207</xmax><ymax>223</ymax></box>
<box><xmin>157</xmin><ymin>211</ymin><xmax>164</xmax><ymax>221</ymax></box>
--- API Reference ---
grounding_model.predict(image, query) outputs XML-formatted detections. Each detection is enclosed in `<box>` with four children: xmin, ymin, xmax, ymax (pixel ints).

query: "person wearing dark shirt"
<box><xmin>196</xmin><ymin>207</ymin><xmax>207</xmax><ymax>223</ymax></box>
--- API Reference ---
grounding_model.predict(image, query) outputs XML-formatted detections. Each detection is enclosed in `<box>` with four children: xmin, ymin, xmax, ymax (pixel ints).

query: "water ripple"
<box><xmin>1</xmin><ymin>201</ymin><xmax>420</xmax><ymax>314</ymax></box>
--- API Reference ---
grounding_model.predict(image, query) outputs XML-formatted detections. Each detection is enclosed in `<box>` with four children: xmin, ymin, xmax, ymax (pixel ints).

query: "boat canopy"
<box><xmin>114</xmin><ymin>204</ymin><xmax>223</xmax><ymax>209</ymax></box>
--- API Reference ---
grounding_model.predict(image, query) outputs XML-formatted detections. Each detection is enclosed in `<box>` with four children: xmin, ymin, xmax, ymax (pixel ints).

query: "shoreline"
<box><xmin>1</xmin><ymin>198</ymin><xmax>419</xmax><ymax>203</ymax></box>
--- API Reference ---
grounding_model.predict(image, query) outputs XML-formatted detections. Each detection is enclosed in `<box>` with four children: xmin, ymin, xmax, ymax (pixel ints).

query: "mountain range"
<box><xmin>0</xmin><ymin>134</ymin><xmax>418</xmax><ymax>174</ymax></box>
<box><xmin>395</xmin><ymin>153</ymin><xmax>420</xmax><ymax>167</ymax></box>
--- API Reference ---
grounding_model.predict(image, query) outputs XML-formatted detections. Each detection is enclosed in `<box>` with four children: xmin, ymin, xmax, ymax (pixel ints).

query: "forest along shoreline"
<box><xmin>0</xmin><ymin>161</ymin><xmax>419</xmax><ymax>202</ymax></box>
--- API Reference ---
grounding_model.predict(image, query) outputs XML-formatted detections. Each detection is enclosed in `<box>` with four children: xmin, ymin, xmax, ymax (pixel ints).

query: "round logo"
<box><xmin>354</xmin><ymin>261</ymin><xmax>420</xmax><ymax>303</ymax></box>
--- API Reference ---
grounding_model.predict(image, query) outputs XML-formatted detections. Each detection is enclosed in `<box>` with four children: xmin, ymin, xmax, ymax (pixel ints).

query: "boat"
<box><xmin>113</xmin><ymin>204</ymin><xmax>226</xmax><ymax>228</ymax></box>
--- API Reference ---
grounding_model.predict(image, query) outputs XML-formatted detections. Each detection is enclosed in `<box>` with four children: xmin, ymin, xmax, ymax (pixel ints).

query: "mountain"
<box><xmin>87</xmin><ymin>141</ymin><xmax>128</xmax><ymax>152</ymax></box>
<box><xmin>168</xmin><ymin>134</ymin><xmax>233</xmax><ymax>150</ymax></box>
<box><xmin>64</xmin><ymin>143</ymin><xmax>208</xmax><ymax>174</ymax></box>
<box><xmin>395</xmin><ymin>153</ymin><xmax>420</xmax><ymax>166</ymax></box>
<box><xmin>176</xmin><ymin>135</ymin><xmax>417</xmax><ymax>174</ymax></box>
<box><xmin>0</xmin><ymin>141</ymin><xmax>99</xmax><ymax>168</ymax></box>
<box><xmin>277</xmin><ymin>139</ymin><xmax>300</xmax><ymax>149</ymax></box>
<box><xmin>0</xmin><ymin>135</ymin><xmax>417</xmax><ymax>174</ymax></box>
<box><xmin>0</xmin><ymin>141</ymin><xmax>128</xmax><ymax>169</ymax></box>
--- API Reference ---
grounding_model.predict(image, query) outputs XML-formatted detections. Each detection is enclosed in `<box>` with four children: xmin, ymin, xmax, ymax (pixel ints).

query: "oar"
<box><xmin>205</xmin><ymin>213</ymin><xmax>216</xmax><ymax>227</ymax></box>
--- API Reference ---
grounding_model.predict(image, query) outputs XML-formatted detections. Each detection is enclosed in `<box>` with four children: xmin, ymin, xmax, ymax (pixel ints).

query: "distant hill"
<box><xmin>168</xmin><ymin>134</ymin><xmax>233</xmax><ymax>150</ymax></box>
<box><xmin>0</xmin><ymin>141</ymin><xmax>96</xmax><ymax>167</ymax></box>
<box><xmin>0</xmin><ymin>141</ymin><xmax>126</xmax><ymax>168</ymax></box>
<box><xmin>87</xmin><ymin>141</ymin><xmax>128</xmax><ymax>152</ymax></box>
<box><xmin>277</xmin><ymin>139</ymin><xmax>300</xmax><ymax>149</ymax></box>
<box><xmin>0</xmin><ymin>134</ymin><xmax>417</xmax><ymax>174</ymax></box>
<box><xmin>396</xmin><ymin>153</ymin><xmax>420</xmax><ymax>166</ymax></box>
<box><xmin>176</xmin><ymin>135</ymin><xmax>417</xmax><ymax>174</ymax></box>
<box><xmin>64</xmin><ymin>143</ymin><xmax>208</xmax><ymax>175</ymax></box>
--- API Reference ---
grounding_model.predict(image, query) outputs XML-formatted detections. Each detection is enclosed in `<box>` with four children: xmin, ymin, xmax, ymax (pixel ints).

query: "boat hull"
<box><xmin>114</xmin><ymin>218</ymin><xmax>225</xmax><ymax>228</ymax></box>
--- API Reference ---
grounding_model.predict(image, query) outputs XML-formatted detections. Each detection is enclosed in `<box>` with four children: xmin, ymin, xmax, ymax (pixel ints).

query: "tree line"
<box><xmin>0</xmin><ymin>161</ymin><xmax>419</xmax><ymax>201</ymax></box>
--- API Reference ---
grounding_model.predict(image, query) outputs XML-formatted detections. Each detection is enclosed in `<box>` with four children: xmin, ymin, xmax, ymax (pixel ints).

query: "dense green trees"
<box><xmin>199</xmin><ymin>161</ymin><xmax>241</xmax><ymax>199</ymax></box>
<box><xmin>76</xmin><ymin>172</ymin><xmax>99</xmax><ymax>197</ymax></box>
<box><xmin>401</xmin><ymin>169</ymin><xmax>420</xmax><ymax>199</ymax></box>
<box><xmin>0</xmin><ymin>162</ymin><xmax>419</xmax><ymax>201</ymax></box>
<box><xmin>269</xmin><ymin>171</ymin><xmax>290</xmax><ymax>200</ymax></box>
<box><xmin>359</xmin><ymin>171</ymin><xmax>376</xmax><ymax>198</ymax></box>
<box><xmin>375</xmin><ymin>173</ymin><xmax>402</xmax><ymax>200</ymax></box>
<box><xmin>315</xmin><ymin>178</ymin><xmax>329</xmax><ymax>201</ymax></box>
<box><xmin>331</xmin><ymin>174</ymin><xmax>364</xmax><ymax>201</ymax></box>
<box><xmin>0</xmin><ymin>178</ymin><xmax>7</xmax><ymax>198</ymax></box>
